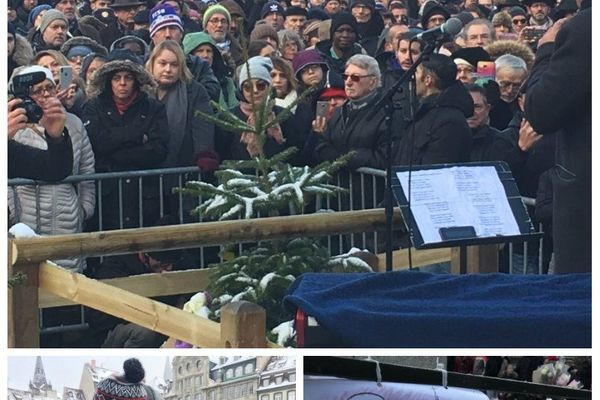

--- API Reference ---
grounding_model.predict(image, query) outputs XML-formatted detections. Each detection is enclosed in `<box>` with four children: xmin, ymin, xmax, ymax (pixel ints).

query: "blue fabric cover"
<box><xmin>284</xmin><ymin>271</ymin><xmax>591</xmax><ymax>348</ymax></box>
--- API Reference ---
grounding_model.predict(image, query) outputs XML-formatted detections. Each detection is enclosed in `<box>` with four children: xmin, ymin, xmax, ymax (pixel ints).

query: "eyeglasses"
<box><xmin>342</xmin><ymin>73</ymin><xmax>374</xmax><ymax>82</ymax></box>
<box><xmin>498</xmin><ymin>81</ymin><xmax>523</xmax><ymax>90</ymax></box>
<box><xmin>207</xmin><ymin>17</ymin><xmax>228</xmax><ymax>25</ymax></box>
<box><xmin>512</xmin><ymin>18</ymin><xmax>527</xmax><ymax>25</ymax></box>
<box><xmin>242</xmin><ymin>80</ymin><xmax>269</xmax><ymax>92</ymax></box>
<box><xmin>29</xmin><ymin>84</ymin><xmax>56</xmax><ymax>97</ymax></box>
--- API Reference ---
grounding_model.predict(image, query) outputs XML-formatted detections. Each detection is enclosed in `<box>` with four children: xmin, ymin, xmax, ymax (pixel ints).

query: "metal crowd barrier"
<box><xmin>8</xmin><ymin>166</ymin><xmax>545</xmax><ymax>337</ymax></box>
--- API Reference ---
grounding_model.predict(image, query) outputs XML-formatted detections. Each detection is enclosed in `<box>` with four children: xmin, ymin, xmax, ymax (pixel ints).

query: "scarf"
<box><xmin>112</xmin><ymin>91</ymin><xmax>139</xmax><ymax>115</ymax></box>
<box><xmin>159</xmin><ymin>80</ymin><xmax>188</xmax><ymax>167</ymax></box>
<box><xmin>347</xmin><ymin>89</ymin><xmax>378</xmax><ymax>111</ymax></box>
<box><xmin>275</xmin><ymin>90</ymin><xmax>298</xmax><ymax>113</ymax></box>
<box><xmin>215</xmin><ymin>40</ymin><xmax>231</xmax><ymax>53</ymax></box>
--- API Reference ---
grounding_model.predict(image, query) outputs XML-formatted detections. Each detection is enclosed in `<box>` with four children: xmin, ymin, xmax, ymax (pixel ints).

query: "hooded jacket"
<box><xmin>394</xmin><ymin>81</ymin><xmax>474</xmax><ymax>166</ymax></box>
<box><xmin>82</xmin><ymin>59</ymin><xmax>169</xmax><ymax>229</ymax></box>
<box><xmin>185</xmin><ymin>53</ymin><xmax>222</xmax><ymax>102</ymax></box>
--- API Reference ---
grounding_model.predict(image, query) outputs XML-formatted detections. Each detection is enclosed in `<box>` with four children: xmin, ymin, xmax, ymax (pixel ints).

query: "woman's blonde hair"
<box><xmin>146</xmin><ymin>40</ymin><xmax>193</xmax><ymax>84</ymax></box>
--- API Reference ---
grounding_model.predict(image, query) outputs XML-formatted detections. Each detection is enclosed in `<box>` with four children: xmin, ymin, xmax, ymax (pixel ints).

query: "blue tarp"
<box><xmin>284</xmin><ymin>271</ymin><xmax>591</xmax><ymax>348</ymax></box>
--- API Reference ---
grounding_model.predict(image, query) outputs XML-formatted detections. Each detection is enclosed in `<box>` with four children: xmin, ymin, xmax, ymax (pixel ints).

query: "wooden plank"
<box><xmin>376</xmin><ymin>248</ymin><xmax>452</xmax><ymax>272</ymax></box>
<box><xmin>38</xmin><ymin>262</ymin><xmax>222</xmax><ymax>348</ymax></box>
<box><xmin>12</xmin><ymin>209</ymin><xmax>403</xmax><ymax>265</ymax></box>
<box><xmin>39</xmin><ymin>268</ymin><xmax>214</xmax><ymax>308</ymax></box>
<box><xmin>9</xmin><ymin>262</ymin><xmax>40</xmax><ymax>348</ymax></box>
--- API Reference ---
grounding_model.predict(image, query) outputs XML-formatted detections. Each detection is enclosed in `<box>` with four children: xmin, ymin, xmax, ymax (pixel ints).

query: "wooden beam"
<box><xmin>38</xmin><ymin>262</ymin><xmax>221</xmax><ymax>348</ymax></box>
<box><xmin>11</xmin><ymin>209</ymin><xmax>403</xmax><ymax>265</ymax></box>
<box><xmin>220</xmin><ymin>301</ymin><xmax>266</xmax><ymax>348</ymax></box>
<box><xmin>9</xmin><ymin>261</ymin><xmax>40</xmax><ymax>348</ymax></box>
<box><xmin>450</xmin><ymin>245</ymin><xmax>499</xmax><ymax>274</ymax></box>
<box><xmin>376</xmin><ymin>248</ymin><xmax>452</xmax><ymax>272</ymax></box>
<box><xmin>39</xmin><ymin>268</ymin><xmax>213</xmax><ymax>308</ymax></box>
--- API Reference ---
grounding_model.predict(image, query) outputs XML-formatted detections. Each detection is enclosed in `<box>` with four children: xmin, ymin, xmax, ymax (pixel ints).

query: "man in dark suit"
<box><xmin>524</xmin><ymin>1</ymin><xmax>591</xmax><ymax>274</ymax></box>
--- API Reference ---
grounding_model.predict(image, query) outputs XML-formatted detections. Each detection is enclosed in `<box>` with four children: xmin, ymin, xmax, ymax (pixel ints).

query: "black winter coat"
<box><xmin>315</xmin><ymin>40</ymin><xmax>365</xmax><ymax>76</ymax></box>
<box><xmin>314</xmin><ymin>88</ymin><xmax>397</xmax><ymax>170</ymax></box>
<box><xmin>470</xmin><ymin>124</ymin><xmax>513</xmax><ymax>163</ymax></box>
<box><xmin>215</xmin><ymin>104</ymin><xmax>311</xmax><ymax>166</ymax></box>
<box><xmin>8</xmin><ymin>131</ymin><xmax>73</xmax><ymax>181</ymax></box>
<box><xmin>525</xmin><ymin>7</ymin><xmax>591</xmax><ymax>274</ymax></box>
<box><xmin>186</xmin><ymin>54</ymin><xmax>222</xmax><ymax>102</ymax></box>
<box><xmin>82</xmin><ymin>91</ymin><xmax>169</xmax><ymax>229</ymax></box>
<box><xmin>394</xmin><ymin>82</ymin><xmax>474</xmax><ymax>166</ymax></box>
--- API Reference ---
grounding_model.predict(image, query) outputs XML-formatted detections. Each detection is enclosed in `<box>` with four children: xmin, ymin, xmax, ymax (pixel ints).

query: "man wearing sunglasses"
<box><xmin>394</xmin><ymin>53</ymin><xmax>473</xmax><ymax>166</ymax></box>
<box><xmin>314</xmin><ymin>54</ymin><xmax>395</xmax><ymax>170</ymax></box>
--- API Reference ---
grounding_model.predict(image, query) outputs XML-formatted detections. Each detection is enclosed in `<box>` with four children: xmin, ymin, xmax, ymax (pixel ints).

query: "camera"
<box><xmin>11</xmin><ymin>71</ymin><xmax>46</xmax><ymax>124</ymax></box>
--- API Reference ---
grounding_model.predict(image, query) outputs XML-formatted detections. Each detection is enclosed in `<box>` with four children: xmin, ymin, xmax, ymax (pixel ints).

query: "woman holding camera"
<box><xmin>8</xmin><ymin>65</ymin><xmax>96</xmax><ymax>272</ymax></box>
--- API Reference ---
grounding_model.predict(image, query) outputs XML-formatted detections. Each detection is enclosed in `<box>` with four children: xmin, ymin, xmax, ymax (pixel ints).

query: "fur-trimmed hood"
<box><xmin>485</xmin><ymin>39</ymin><xmax>535</xmax><ymax>71</ymax></box>
<box><xmin>110</xmin><ymin>35</ymin><xmax>150</xmax><ymax>58</ymax></box>
<box><xmin>87</xmin><ymin>59</ymin><xmax>156</xmax><ymax>98</ymax></box>
<box><xmin>11</xmin><ymin>33</ymin><xmax>34</xmax><ymax>67</ymax></box>
<box><xmin>60</xmin><ymin>36</ymin><xmax>108</xmax><ymax>57</ymax></box>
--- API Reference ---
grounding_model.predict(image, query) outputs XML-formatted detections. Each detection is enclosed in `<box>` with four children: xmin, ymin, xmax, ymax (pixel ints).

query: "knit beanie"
<box><xmin>250</xmin><ymin>23</ymin><xmax>279</xmax><ymax>45</ymax></box>
<box><xmin>39</xmin><ymin>9</ymin><xmax>68</xmax><ymax>34</ymax></box>
<box><xmin>238</xmin><ymin>56</ymin><xmax>273</xmax><ymax>88</ymax></box>
<box><xmin>182</xmin><ymin>31</ymin><xmax>215</xmax><ymax>55</ymax></box>
<box><xmin>306</xmin><ymin>8</ymin><xmax>330</xmax><ymax>21</ymax></box>
<box><xmin>292</xmin><ymin>49</ymin><xmax>328</xmax><ymax>79</ymax></box>
<box><xmin>285</xmin><ymin>6</ymin><xmax>308</xmax><ymax>17</ymax></box>
<box><xmin>261</xmin><ymin>1</ymin><xmax>285</xmax><ymax>19</ymax></box>
<box><xmin>203</xmin><ymin>4</ymin><xmax>231</xmax><ymax>27</ymax></box>
<box><xmin>350</xmin><ymin>0</ymin><xmax>375</xmax><ymax>13</ymax></box>
<box><xmin>508</xmin><ymin>6</ymin><xmax>527</xmax><ymax>17</ymax></box>
<box><xmin>9</xmin><ymin>65</ymin><xmax>54</xmax><ymax>93</ymax></box>
<box><xmin>94</xmin><ymin>359</ymin><xmax>146</xmax><ymax>400</ymax></box>
<box><xmin>329</xmin><ymin>12</ymin><xmax>358</xmax><ymax>37</ymax></box>
<box><xmin>28</xmin><ymin>4</ymin><xmax>52</xmax><ymax>27</ymax></box>
<box><xmin>149</xmin><ymin>3</ymin><xmax>183</xmax><ymax>38</ymax></box>
<box><xmin>422</xmin><ymin>53</ymin><xmax>456</xmax><ymax>84</ymax></box>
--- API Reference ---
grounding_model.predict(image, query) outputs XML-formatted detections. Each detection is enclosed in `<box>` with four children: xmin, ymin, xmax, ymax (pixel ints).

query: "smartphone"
<box><xmin>59</xmin><ymin>66</ymin><xmax>73</xmax><ymax>91</ymax></box>
<box><xmin>316</xmin><ymin>101</ymin><xmax>329</xmax><ymax>119</ymax></box>
<box><xmin>476</xmin><ymin>61</ymin><xmax>495</xmax><ymax>79</ymax></box>
<box><xmin>522</xmin><ymin>27</ymin><xmax>546</xmax><ymax>42</ymax></box>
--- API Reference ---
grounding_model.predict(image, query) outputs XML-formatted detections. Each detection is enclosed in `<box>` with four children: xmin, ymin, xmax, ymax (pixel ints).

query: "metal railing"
<box><xmin>8</xmin><ymin>166</ymin><xmax>546</xmax><ymax>336</ymax></box>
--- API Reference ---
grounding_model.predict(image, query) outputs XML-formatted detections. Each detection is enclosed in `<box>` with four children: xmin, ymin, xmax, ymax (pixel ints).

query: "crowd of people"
<box><xmin>7</xmin><ymin>0</ymin><xmax>591</xmax><ymax>275</ymax></box>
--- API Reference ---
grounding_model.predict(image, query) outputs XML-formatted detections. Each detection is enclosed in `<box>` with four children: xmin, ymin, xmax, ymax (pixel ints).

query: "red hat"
<box><xmin>319</xmin><ymin>87</ymin><xmax>346</xmax><ymax>100</ymax></box>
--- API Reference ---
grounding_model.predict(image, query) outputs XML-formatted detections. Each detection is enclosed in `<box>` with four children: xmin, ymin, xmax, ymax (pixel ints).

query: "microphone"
<box><xmin>416</xmin><ymin>17</ymin><xmax>463</xmax><ymax>42</ymax></box>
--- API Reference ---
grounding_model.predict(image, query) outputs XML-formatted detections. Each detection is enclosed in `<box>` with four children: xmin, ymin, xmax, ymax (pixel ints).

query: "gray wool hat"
<box><xmin>39</xmin><ymin>9</ymin><xmax>68</xmax><ymax>34</ymax></box>
<box><xmin>238</xmin><ymin>56</ymin><xmax>273</xmax><ymax>88</ymax></box>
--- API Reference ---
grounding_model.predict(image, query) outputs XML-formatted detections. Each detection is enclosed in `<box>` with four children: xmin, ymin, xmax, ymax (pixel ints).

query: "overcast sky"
<box><xmin>7</xmin><ymin>356</ymin><xmax>171</xmax><ymax>392</ymax></box>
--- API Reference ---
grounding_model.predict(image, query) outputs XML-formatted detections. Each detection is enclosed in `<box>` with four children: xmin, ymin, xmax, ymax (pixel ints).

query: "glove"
<box><xmin>194</xmin><ymin>150</ymin><xmax>220</xmax><ymax>172</ymax></box>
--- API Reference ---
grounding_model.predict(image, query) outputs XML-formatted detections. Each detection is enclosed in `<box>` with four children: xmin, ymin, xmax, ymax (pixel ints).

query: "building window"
<box><xmin>289</xmin><ymin>373</ymin><xmax>296</xmax><ymax>382</ymax></box>
<box><xmin>274</xmin><ymin>393</ymin><xmax>283</xmax><ymax>400</ymax></box>
<box><xmin>244</xmin><ymin>364</ymin><xmax>253</xmax><ymax>374</ymax></box>
<box><xmin>260</xmin><ymin>395</ymin><xmax>269</xmax><ymax>400</ymax></box>
<box><xmin>287</xmin><ymin>391</ymin><xmax>295</xmax><ymax>400</ymax></box>
<box><xmin>225</xmin><ymin>369</ymin><xmax>234</xmax><ymax>379</ymax></box>
<box><xmin>261</xmin><ymin>378</ymin><xmax>269</xmax><ymax>386</ymax></box>
<box><xmin>187</xmin><ymin>363</ymin><xmax>191</xmax><ymax>372</ymax></box>
<box><xmin>275</xmin><ymin>376</ymin><xmax>283</xmax><ymax>384</ymax></box>
<box><xmin>235</xmin><ymin>366</ymin><xmax>243</xmax><ymax>377</ymax></box>
<box><xmin>178</xmin><ymin>366</ymin><xmax>183</xmax><ymax>376</ymax></box>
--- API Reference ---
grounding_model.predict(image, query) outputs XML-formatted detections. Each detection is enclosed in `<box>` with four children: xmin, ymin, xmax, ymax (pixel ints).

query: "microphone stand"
<box><xmin>365</xmin><ymin>39</ymin><xmax>440</xmax><ymax>272</ymax></box>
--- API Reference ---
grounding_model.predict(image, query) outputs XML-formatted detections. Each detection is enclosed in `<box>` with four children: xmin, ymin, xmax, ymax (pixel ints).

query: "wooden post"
<box><xmin>9</xmin><ymin>256</ymin><xmax>40</xmax><ymax>347</ymax></box>
<box><xmin>220</xmin><ymin>301</ymin><xmax>266</xmax><ymax>348</ymax></box>
<box><xmin>450</xmin><ymin>245</ymin><xmax>499</xmax><ymax>274</ymax></box>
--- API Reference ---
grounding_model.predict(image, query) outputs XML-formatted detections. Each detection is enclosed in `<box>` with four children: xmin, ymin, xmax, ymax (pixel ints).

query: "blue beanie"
<box><xmin>28</xmin><ymin>4</ymin><xmax>52</xmax><ymax>27</ymax></box>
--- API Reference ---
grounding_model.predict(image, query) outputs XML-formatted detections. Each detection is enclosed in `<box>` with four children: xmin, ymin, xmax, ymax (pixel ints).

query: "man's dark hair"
<box><xmin>464</xmin><ymin>83</ymin><xmax>488</xmax><ymax>104</ymax></box>
<box><xmin>421</xmin><ymin>53</ymin><xmax>456</xmax><ymax>91</ymax></box>
<box><xmin>248</xmin><ymin>39</ymin><xmax>273</xmax><ymax>58</ymax></box>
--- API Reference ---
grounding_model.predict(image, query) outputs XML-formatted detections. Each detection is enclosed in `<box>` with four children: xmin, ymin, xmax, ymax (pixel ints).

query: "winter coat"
<box><xmin>314</xmin><ymin>88</ymin><xmax>397</xmax><ymax>170</ymax></box>
<box><xmin>83</xmin><ymin>59</ymin><xmax>169</xmax><ymax>229</ymax></box>
<box><xmin>469</xmin><ymin>124</ymin><xmax>513</xmax><ymax>163</ymax></box>
<box><xmin>185</xmin><ymin>54</ymin><xmax>222</xmax><ymax>102</ymax></box>
<box><xmin>8</xmin><ymin>113</ymin><xmax>96</xmax><ymax>272</ymax></box>
<box><xmin>315</xmin><ymin>40</ymin><xmax>367</xmax><ymax>76</ymax></box>
<box><xmin>214</xmin><ymin>104</ymin><xmax>311</xmax><ymax>166</ymax></box>
<box><xmin>394</xmin><ymin>82</ymin><xmax>474</xmax><ymax>166</ymax></box>
<box><xmin>489</xmin><ymin>97</ymin><xmax>518</xmax><ymax>131</ymax></box>
<box><xmin>524</xmin><ymin>7</ymin><xmax>591</xmax><ymax>274</ymax></box>
<box><xmin>8</xmin><ymin>132</ymin><xmax>73</xmax><ymax>181</ymax></box>
<box><xmin>502</xmin><ymin>111</ymin><xmax>555</xmax><ymax>198</ymax></box>
<box><xmin>30</xmin><ymin>29</ymin><xmax>64</xmax><ymax>53</ymax></box>
<box><xmin>8</xmin><ymin>33</ymin><xmax>34</xmax><ymax>80</ymax></box>
<box><xmin>356</xmin><ymin>12</ymin><xmax>385</xmax><ymax>57</ymax></box>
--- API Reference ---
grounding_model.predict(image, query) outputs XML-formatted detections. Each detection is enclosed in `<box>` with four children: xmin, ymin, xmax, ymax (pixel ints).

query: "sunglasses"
<box><xmin>342</xmin><ymin>73</ymin><xmax>374</xmax><ymax>82</ymax></box>
<box><xmin>512</xmin><ymin>18</ymin><xmax>527</xmax><ymax>25</ymax></box>
<box><xmin>242</xmin><ymin>80</ymin><xmax>269</xmax><ymax>92</ymax></box>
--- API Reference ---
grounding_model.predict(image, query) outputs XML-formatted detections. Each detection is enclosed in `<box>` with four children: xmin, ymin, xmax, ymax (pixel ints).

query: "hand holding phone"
<box><xmin>316</xmin><ymin>101</ymin><xmax>329</xmax><ymax>119</ymax></box>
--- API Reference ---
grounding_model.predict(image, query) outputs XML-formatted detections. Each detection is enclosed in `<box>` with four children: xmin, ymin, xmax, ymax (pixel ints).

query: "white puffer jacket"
<box><xmin>8</xmin><ymin>112</ymin><xmax>96</xmax><ymax>272</ymax></box>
